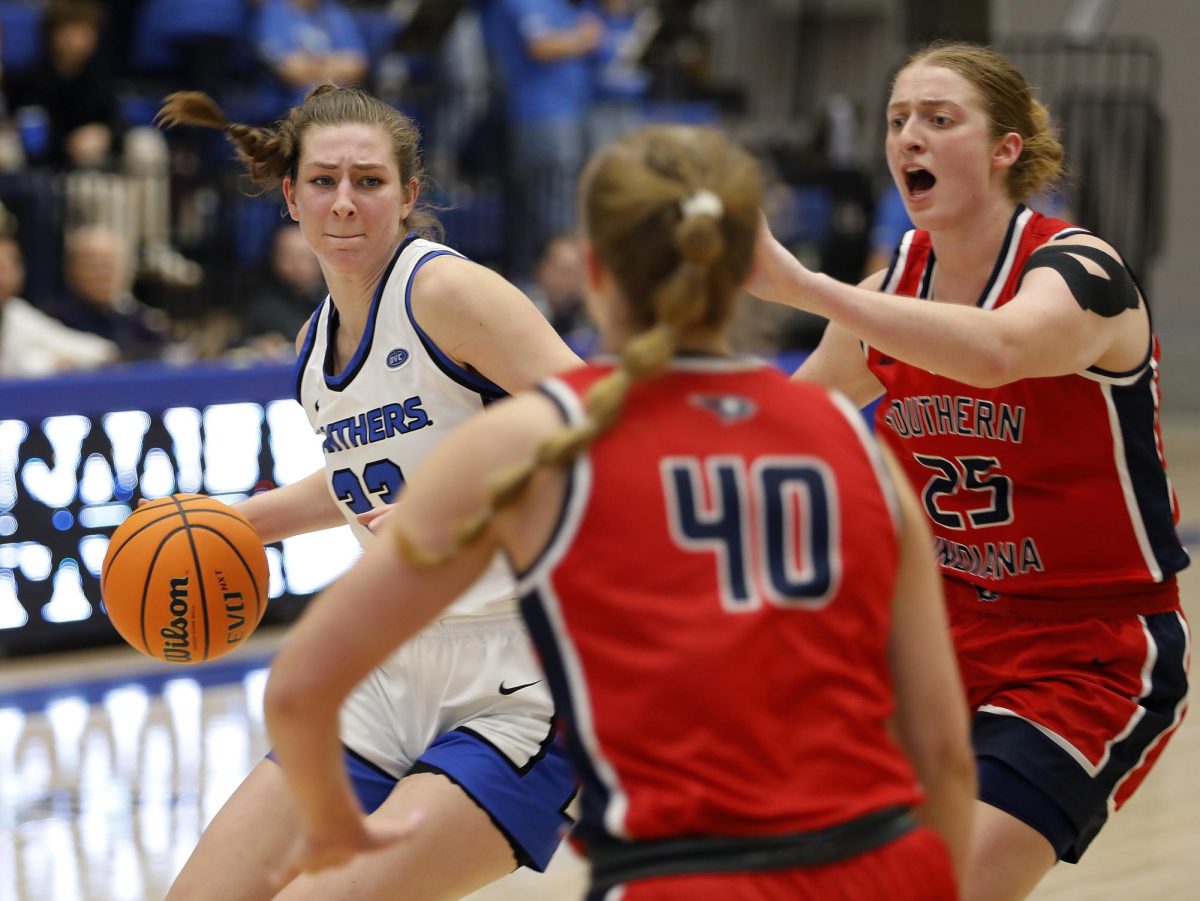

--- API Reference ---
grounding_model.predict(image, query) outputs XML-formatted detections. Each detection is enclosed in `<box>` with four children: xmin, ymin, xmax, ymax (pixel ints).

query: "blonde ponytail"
<box><xmin>393</xmin><ymin>126</ymin><xmax>762</xmax><ymax>568</ymax></box>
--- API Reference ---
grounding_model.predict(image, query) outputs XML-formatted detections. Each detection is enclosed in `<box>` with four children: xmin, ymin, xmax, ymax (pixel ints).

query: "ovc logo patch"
<box><xmin>387</xmin><ymin>347</ymin><xmax>410</xmax><ymax>369</ymax></box>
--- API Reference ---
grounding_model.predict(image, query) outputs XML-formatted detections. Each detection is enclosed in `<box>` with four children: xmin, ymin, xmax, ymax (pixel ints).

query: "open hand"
<box><xmin>743</xmin><ymin>212</ymin><xmax>811</xmax><ymax>306</ymax></box>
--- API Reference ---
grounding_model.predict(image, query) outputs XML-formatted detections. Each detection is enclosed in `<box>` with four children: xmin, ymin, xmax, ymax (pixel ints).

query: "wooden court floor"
<box><xmin>2</xmin><ymin>422</ymin><xmax>1198</xmax><ymax>901</ymax></box>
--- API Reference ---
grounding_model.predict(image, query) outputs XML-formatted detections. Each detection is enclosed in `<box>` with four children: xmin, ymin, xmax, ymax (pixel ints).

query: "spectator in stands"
<box><xmin>3</xmin><ymin>0</ymin><xmax>200</xmax><ymax>288</ymax></box>
<box><xmin>528</xmin><ymin>232</ymin><xmax>595</xmax><ymax>354</ymax></box>
<box><xmin>3</xmin><ymin>0</ymin><xmax>120</xmax><ymax>171</ymax></box>
<box><xmin>0</xmin><ymin>233</ymin><xmax>117</xmax><ymax>377</ymax></box>
<box><xmin>241</xmin><ymin>222</ymin><xmax>327</xmax><ymax>358</ymax></box>
<box><xmin>482</xmin><ymin>0</ymin><xmax>602</xmax><ymax>282</ymax></box>
<box><xmin>584</xmin><ymin>0</ymin><xmax>654</xmax><ymax>154</ymax></box>
<box><xmin>45</xmin><ymin>225</ymin><xmax>169</xmax><ymax>360</ymax></box>
<box><xmin>131</xmin><ymin>0</ymin><xmax>248</xmax><ymax>101</ymax></box>
<box><xmin>255</xmin><ymin>0</ymin><xmax>369</xmax><ymax>107</ymax></box>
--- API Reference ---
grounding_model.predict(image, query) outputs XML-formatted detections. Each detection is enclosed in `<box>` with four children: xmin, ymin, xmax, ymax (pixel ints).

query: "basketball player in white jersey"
<box><xmin>156</xmin><ymin>85</ymin><xmax>581</xmax><ymax>900</ymax></box>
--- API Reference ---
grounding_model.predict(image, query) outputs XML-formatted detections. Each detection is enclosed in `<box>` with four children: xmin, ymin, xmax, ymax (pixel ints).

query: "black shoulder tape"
<box><xmin>1020</xmin><ymin>244</ymin><xmax>1138</xmax><ymax>318</ymax></box>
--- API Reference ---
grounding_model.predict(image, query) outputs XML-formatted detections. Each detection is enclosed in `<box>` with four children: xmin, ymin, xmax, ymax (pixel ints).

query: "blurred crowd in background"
<box><xmin>0</xmin><ymin>0</ymin><xmax>903</xmax><ymax>379</ymax></box>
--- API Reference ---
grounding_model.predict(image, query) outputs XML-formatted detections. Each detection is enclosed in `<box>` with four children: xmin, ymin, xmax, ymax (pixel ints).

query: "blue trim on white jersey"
<box><xmin>292</xmin><ymin>298</ymin><xmax>325</xmax><ymax>403</ymax></box>
<box><xmin>403</xmin><ymin>250</ymin><xmax>507</xmax><ymax>400</ymax></box>
<box><xmin>322</xmin><ymin>235</ymin><xmax>415</xmax><ymax>393</ymax></box>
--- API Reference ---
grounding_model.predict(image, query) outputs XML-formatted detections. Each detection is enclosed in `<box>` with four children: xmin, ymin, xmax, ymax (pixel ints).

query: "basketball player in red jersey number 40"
<box><xmin>747</xmin><ymin>40</ymin><xmax>1190</xmax><ymax>901</ymax></box>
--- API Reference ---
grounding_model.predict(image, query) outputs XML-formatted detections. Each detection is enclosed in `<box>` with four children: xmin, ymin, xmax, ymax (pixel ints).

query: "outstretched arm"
<box><xmin>234</xmin><ymin>468</ymin><xmax>345</xmax><ymax>544</ymax></box>
<box><xmin>748</xmin><ymin>219</ymin><xmax>1147</xmax><ymax>388</ymax></box>
<box><xmin>790</xmin><ymin>269</ymin><xmax>887</xmax><ymax>408</ymax></box>
<box><xmin>263</xmin><ymin>392</ymin><xmax>564</xmax><ymax>876</ymax></box>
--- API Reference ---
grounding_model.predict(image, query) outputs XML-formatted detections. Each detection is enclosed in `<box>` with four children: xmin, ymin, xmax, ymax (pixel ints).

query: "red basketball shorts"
<box><xmin>946</xmin><ymin>582</ymin><xmax>1190</xmax><ymax>861</ymax></box>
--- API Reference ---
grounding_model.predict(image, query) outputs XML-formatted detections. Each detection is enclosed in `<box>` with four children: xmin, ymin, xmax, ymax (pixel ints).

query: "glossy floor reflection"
<box><xmin>0</xmin><ymin>654</ymin><xmax>274</xmax><ymax>901</ymax></box>
<box><xmin>3</xmin><ymin>423</ymin><xmax>1200</xmax><ymax>901</ymax></box>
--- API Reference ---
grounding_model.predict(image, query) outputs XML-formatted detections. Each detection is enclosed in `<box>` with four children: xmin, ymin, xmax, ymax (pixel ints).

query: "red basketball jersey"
<box><xmin>868</xmin><ymin>206</ymin><xmax>1188</xmax><ymax>608</ymax></box>
<box><xmin>516</xmin><ymin>357</ymin><xmax>923</xmax><ymax>846</ymax></box>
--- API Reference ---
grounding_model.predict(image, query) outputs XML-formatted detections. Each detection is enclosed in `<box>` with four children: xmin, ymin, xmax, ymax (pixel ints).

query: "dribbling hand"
<box><xmin>271</xmin><ymin>810</ymin><xmax>425</xmax><ymax>887</ymax></box>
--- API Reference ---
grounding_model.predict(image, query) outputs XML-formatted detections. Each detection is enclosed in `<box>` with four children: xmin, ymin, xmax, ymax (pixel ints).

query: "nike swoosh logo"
<box><xmin>498</xmin><ymin>680</ymin><xmax>541</xmax><ymax>695</ymax></box>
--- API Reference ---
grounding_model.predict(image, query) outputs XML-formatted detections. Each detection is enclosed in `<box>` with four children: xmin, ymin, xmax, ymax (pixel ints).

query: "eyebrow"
<box><xmin>887</xmin><ymin>98</ymin><xmax>965</xmax><ymax>112</ymax></box>
<box><xmin>305</xmin><ymin>161</ymin><xmax>388</xmax><ymax>171</ymax></box>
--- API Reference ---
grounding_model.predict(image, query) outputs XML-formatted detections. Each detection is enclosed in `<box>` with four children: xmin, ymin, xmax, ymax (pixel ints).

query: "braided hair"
<box><xmin>394</xmin><ymin>125</ymin><xmax>764</xmax><ymax>566</ymax></box>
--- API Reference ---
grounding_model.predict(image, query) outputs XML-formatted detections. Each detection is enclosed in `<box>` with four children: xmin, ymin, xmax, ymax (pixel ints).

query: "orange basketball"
<box><xmin>101</xmin><ymin>494</ymin><xmax>269</xmax><ymax>664</ymax></box>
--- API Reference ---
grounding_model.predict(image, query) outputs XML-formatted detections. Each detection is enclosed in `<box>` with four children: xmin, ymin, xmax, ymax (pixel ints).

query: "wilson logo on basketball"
<box><xmin>160</xmin><ymin>576</ymin><xmax>193</xmax><ymax>662</ymax></box>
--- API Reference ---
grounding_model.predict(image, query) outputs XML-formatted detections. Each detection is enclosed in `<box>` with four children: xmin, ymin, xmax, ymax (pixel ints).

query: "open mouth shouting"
<box><xmin>904</xmin><ymin>166</ymin><xmax>936</xmax><ymax>200</ymax></box>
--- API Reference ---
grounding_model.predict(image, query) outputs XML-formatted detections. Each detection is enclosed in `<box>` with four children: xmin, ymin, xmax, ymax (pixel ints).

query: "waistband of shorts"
<box><xmin>587</xmin><ymin>806</ymin><xmax>916</xmax><ymax>892</ymax></box>
<box><xmin>944</xmin><ymin>576</ymin><xmax>1180</xmax><ymax>620</ymax></box>
<box><xmin>416</xmin><ymin>602</ymin><xmax>524</xmax><ymax>638</ymax></box>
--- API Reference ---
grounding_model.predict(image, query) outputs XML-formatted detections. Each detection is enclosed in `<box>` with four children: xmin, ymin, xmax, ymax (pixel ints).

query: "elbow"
<box><xmin>966</xmin><ymin>340</ymin><xmax>1021</xmax><ymax>389</ymax></box>
<box><xmin>263</xmin><ymin>664</ymin><xmax>332</xmax><ymax>734</ymax></box>
<box><xmin>263</xmin><ymin>668</ymin><xmax>304</xmax><ymax>729</ymax></box>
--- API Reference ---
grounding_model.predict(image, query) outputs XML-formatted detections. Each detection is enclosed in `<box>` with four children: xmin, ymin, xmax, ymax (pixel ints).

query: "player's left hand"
<box><xmin>271</xmin><ymin>810</ymin><xmax>424</xmax><ymax>886</ymax></box>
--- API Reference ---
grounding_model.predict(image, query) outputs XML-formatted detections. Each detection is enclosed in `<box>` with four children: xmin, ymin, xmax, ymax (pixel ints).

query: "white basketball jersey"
<box><xmin>296</xmin><ymin>235</ymin><xmax>516</xmax><ymax>617</ymax></box>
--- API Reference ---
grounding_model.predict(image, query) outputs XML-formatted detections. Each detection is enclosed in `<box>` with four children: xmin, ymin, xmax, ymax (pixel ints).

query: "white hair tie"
<box><xmin>680</xmin><ymin>189</ymin><xmax>723</xmax><ymax>220</ymax></box>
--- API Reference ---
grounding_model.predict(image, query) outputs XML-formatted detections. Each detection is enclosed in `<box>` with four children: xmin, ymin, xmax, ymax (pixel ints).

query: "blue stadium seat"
<box><xmin>351</xmin><ymin>8</ymin><xmax>400</xmax><ymax>72</ymax></box>
<box><xmin>434</xmin><ymin>187</ymin><xmax>506</xmax><ymax>265</ymax></box>
<box><xmin>230</xmin><ymin>194</ymin><xmax>286</xmax><ymax>268</ymax></box>
<box><xmin>0</xmin><ymin>2</ymin><xmax>43</xmax><ymax>75</ymax></box>
<box><xmin>118</xmin><ymin>92</ymin><xmax>164</xmax><ymax>128</ymax></box>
